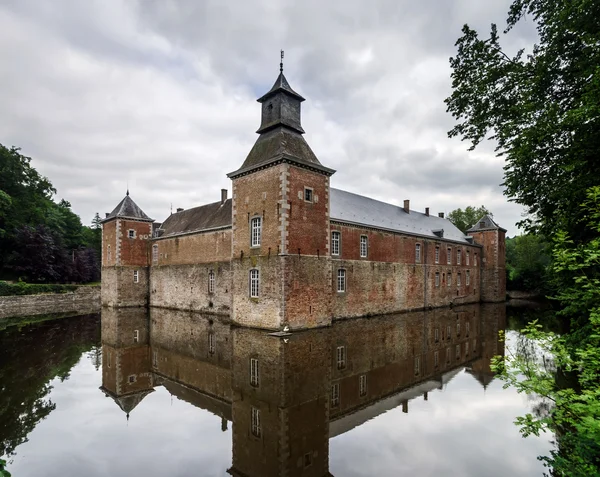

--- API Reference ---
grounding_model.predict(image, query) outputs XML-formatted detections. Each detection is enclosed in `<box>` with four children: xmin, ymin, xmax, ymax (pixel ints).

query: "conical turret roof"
<box><xmin>102</xmin><ymin>192</ymin><xmax>153</xmax><ymax>223</ymax></box>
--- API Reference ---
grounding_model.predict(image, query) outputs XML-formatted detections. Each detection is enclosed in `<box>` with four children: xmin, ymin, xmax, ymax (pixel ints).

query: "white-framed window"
<box><xmin>331</xmin><ymin>231</ymin><xmax>340</xmax><ymax>256</ymax></box>
<box><xmin>447</xmin><ymin>247</ymin><xmax>452</xmax><ymax>265</ymax></box>
<box><xmin>457</xmin><ymin>249</ymin><xmax>462</xmax><ymax>265</ymax></box>
<box><xmin>360</xmin><ymin>235</ymin><xmax>368</xmax><ymax>258</ymax></box>
<box><xmin>435</xmin><ymin>272</ymin><xmax>440</xmax><ymax>287</ymax></box>
<box><xmin>304</xmin><ymin>187</ymin><xmax>313</xmax><ymax>203</ymax></box>
<box><xmin>457</xmin><ymin>273</ymin><xmax>462</xmax><ymax>287</ymax></box>
<box><xmin>457</xmin><ymin>322</ymin><xmax>461</xmax><ymax>336</ymax></box>
<box><xmin>456</xmin><ymin>344</ymin><xmax>461</xmax><ymax>360</ymax></box>
<box><xmin>466</xmin><ymin>270</ymin><xmax>470</xmax><ymax>286</ymax></box>
<box><xmin>434</xmin><ymin>328</ymin><xmax>439</xmax><ymax>342</ymax></box>
<box><xmin>359</xmin><ymin>374</ymin><xmax>367</xmax><ymax>397</ymax></box>
<box><xmin>337</xmin><ymin>269</ymin><xmax>346</xmax><ymax>293</ymax></box>
<box><xmin>208</xmin><ymin>332</ymin><xmax>215</xmax><ymax>355</ymax></box>
<box><xmin>414</xmin><ymin>356</ymin><xmax>420</xmax><ymax>375</ymax></box>
<box><xmin>331</xmin><ymin>383</ymin><xmax>340</xmax><ymax>407</ymax></box>
<box><xmin>133</xmin><ymin>270</ymin><xmax>139</xmax><ymax>283</ymax></box>
<box><xmin>250</xmin><ymin>216</ymin><xmax>262</xmax><ymax>247</ymax></box>
<box><xmin>208</xmin><ymin>270</ymin><xmax>215</xmax><ymax>293</ymax></box>
<box><xmin>250</xmin><ymin>358</ymin><xmax>259</xmax><ymax>387</ymax></box>
<box><xmin>128</xmin><ymin>229</ymin><xmax>135</xmax><ymax>239</ymax></box>
<box><xmin>107</xmin><ymin>245</ymin><xmax>111</xmax><ymax>263</ymax></box>
<box><xmin>152</xmin><ymin>244</ymin><xmax>158</xmax><ymax>264</ymax></box>
<box><xmin>434</xmin><ymin>350</ymin><xmax>439</xmax><ymax>367</ymax></box>
<box><xmin>466</xmin><ymin>251</ymin><xmax>470</xmax><ymax>265</ymax></box>
<box><xmin>336</xmin><ymin>345</ymin><xmax>346</xmax><ymax>370</ymax></box>
<box><xmin>446</xmin><ymin>325</ymin><xmax>451</xmax><ymax>339</ymax></box>
<box><xmin>466</xmin><ymin>322</ymin><xmax>470</xmax><ymax>336</ymax></box>
<box><xmin>447</xmin><ymin>272</ymin><xmax>452</xmax><ymax>287</ymax></box>
<box><xmin>415</xmin><ymin>243</ymin><xmax>421</xmax><ymax>263</ymax></box>
<box><xmin>249</xmin><ymin>269</ymin><xmax>259</xmax><ymax>298</ymax></box>
<box><xmin>133</xmin><ymin>329</ymin><xmax>139</xmax><ymax>343</ymax></box>
<box><xmin>251</xmin><ymin>407</ymin><xmax>261</xmax><ymax>437</ymax></box>
<box><xmin>435</xmin><ymin>246</ymin><xmax>440</xmax><ymax>264</ymax></box>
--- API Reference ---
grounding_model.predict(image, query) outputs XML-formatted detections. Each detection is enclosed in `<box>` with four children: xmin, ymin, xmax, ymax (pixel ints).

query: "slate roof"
<box><xmin>257</xmin><ymin>72</ymin><xmax>305</xmax><ymax>102</ymax></box>
<box><xmin>329</xmin><ymin>188</ymin><xmax>472</xmax><ymax>244</ymax></box>
<box><xmin>158</xmin><ymin>199</ymin><xmax>232</xmax><ymax>238</ymax></box>
<box><xmin>103</xmin><ymin>193</ymin><xmax>153</xmax><ymax>223</ymax></box>
<box><xmin>228</xmin><ymin>127</ymin><xmax>334</xmax><ymax>179</ymax></box>
<box><xmin>466</xmin><ymin>214</ymin><xmax>506</xmax><ymax>233</ymax></box>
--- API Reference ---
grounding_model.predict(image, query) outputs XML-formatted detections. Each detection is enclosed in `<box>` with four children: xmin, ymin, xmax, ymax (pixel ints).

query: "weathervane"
<box><xmin>280</xmin><ymin>49</ymin><xmax>284</xmax><ymax>73</ymax></box>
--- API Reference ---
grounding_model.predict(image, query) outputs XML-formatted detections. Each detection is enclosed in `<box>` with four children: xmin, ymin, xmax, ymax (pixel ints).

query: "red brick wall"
<box><xmin>102</xmin><ymin>220</ymin><xmax>117</xmax><ymax>266</ymax></box>
<box><xmin>118</xmin><ymin>219</ymin><xmax>153</xmax><ymax>266</ymax></box>
<box><xmin>153</xmin><ymin>229</ymin><xmax>231</xmax><ymax>266</ymax></box>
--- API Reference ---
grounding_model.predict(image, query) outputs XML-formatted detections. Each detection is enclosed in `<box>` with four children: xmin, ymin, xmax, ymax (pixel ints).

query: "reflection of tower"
<box><xmin>466</xmin><ymin>304</ymin><xmax>507</xmax><ymax>389</ymax></box>
<box><xmin>229</xmin><ymin>328</ymin><xmax>332</xmax><ymax>477</ymax></box>
<box><xmin>100</xmin><ymin>308</ymin><xmax>153</xmax><ymax>419</ymax></box>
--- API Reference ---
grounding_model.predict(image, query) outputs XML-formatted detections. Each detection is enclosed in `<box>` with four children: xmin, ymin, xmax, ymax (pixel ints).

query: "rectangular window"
<box><xmin>152</xmin><ymin>350</ymin><xmax>158</xmax><ymax>368</ymax></box>
<box><xmin>457</xmin><ymin>322</ymin><xmax>461</xmax><ymax>336</ymax></box>
<box><xmin>446</xmin><ymin>347</ymin><xmax>451</xmax><ymax>364</ymax></box>
<box><xmin>414</xmin><ymin>356</ymin><xmax>420</xmax><ymax>375</ymax></box>
<box><xmin>435</xmin><ymin>246</ymin><xmax>440</xmax><ymax>264</ymax></box>
<box><xmin>107</xmin><ymin>245</ymin><xmax>111</xmax><ymax>263</ymax></box>
<box><xmin>435</xmin><ymin>272</ymin><xmax>440</xmax><ymax>287</ymax></box>
<box><xmin>331</xmin><ymin>383</ymin><xmax>340</xmax><ymax>407</ymax></box>
<box><xmin>304</xmin><ymin>187</ymin><xmax>313</xmax><ymax>203</ymax></box>
<box><xmin>434</xmin><ymin>328</ymin><xmax>439</xmax><ymax>342</ymax></box>
<box><xmin>447</xmin><ymin>247</ymin><xmax>452</xmax><ymax>265</ymax></box>
<box><xmin>465</xmin><ymin>341</ymin><xmax>470</xmax><ymax>355</ymax></box>
<box><xmin>360</xmin><ymin>235</ymin><xmax>368</xmax><ymax>258</ymax></box>
<box><xmin>473</xmin><ymin>338</ymin><xmax>477</xmax><ymax>352</ymax></box>
<box><xmin>251</xmin><ymin>407</ymin><xmax>261</xmax><ymax>437</ymax></box>
<box><xmin>457</xmin><ymin>273</ymin><xmax>462</xmax><ymax>287</ymax></box>
<box><xmin>128</xmin><ymin>375</ymin><xmax>136</xmax><ymax>383</ymax></box>
<box><xmin>208</xmin><ymin>332</ymin><xmax>215</xmax><ymax>355</ymax></box>
<box><xmin>466</xmin><ymin>251</ymin><xmax>470</xmax><ymax>265</ymax></box>
<box><xmin>249</xmin><ymin>269</ymin><xmax>260</xmax><ymax>298</ymax></box>
<box><xmin>337</xmin><ymin>269</ymin><xmax>346</xmax><ymax>293</ymax></box>
<box><xmin>457</xmin><ymin>249</ymin><xmax>462</xmax><ymax>265</ymax></box>
<box><xmin>446</xmin><ymin>325</ymin><xmax>451</xmax><ymax>340</ymax></box>
<box><xmin>415</xmin><ymin>243</ymin><xmax>421</xmax><ymax>263</ymax></box>
<box><xmin>359</xmin><ymin>374</ymin><xmax>367</xmax><ymax>397</ymax></box>
<box><xmin>250</xmin><ymin>217</ymin><xmax>262</xmax><ymax>247</ymax></box>
<box><xmin>434</xmin><ymin>350</ymin><xmax>439</xmax><ymax>367</ymax></box>
<box><xmin>128</xmin><ymin>229</ymin><xmax>135</xmax><ymax>239</ymax></box>
<box><xmin>304</xmin><ymin>453</ymin><xmax>312</xmax><ymax>468</ymax></box>
<box><xmin>133</xmin><ymin>329</ymin><xmax>139</xmax><ymax>343</ymax></box>
<box><xmin>208</xmin><ymin>270</ymin><xmax>215</xmax><ymax>293</ymax></box>
<box><xmin>466</xmin><ymin>270</ymin><xmax>470</xmax><ymax>286</ymax></box>
<box><xmin>107</xmin><ymin>350</ymin><xmax>111</xmax><ymax>368</ymax></box>
<box><xmin>447</xmin><ymin>272</ymin><xmax>452</xmax><ymax>287</ymax></box>
<box><xmin>250</xmin><ymin>358</ymin><xmax>259</xmax><ymax>387</ymax></box>
<box><xmin>466</xmin><ymin>322</ymin><xmax>470</xmax><ymax>337</ymax></box>
<box><xmin>152</xmin><ymin>244</ymin><xmax>158</xmax><ymax>264</ymax></box>
<box><xmin>336</xmin><ymin>345</ymin><xmax>346</xmax><ymax>370</ymax></box>
<box><xmin>456</xmin><ymin>344</ymin><xmax>461</xmax><ymax>360</ymax></box>
<box><xmin>133</xmin><ymin>270</ymin><xmax>139</xmax><ymax>283</ymax></box>
<box><xmin>331</xmin><ymin>231</ymin><xmax>340</xmax><ymax>256</ymax></box>
<box><xmin>474</xmin><ymin>253</ymin><xmax>478</xmax><ymax>266</ymax></box>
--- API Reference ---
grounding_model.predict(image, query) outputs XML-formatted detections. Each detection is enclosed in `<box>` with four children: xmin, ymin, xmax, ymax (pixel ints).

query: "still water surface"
<box><xmin>0</xmin><ymin>304</ymin><xmax>553</xmax><ymax>476</ymax></box>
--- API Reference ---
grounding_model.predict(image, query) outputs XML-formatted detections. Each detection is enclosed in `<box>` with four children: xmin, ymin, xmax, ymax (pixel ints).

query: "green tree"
<box><xmin>506</xmin><ymin>234</ymin><xmax>551</xmax><ymax>292</ymax></box>
<box><xmin>447</xmin><ymin>205</ymin><xmax>491</xmax><ymax>234</ymax></box>
<box><xmin>445</xmin><ymin>0</ymin><xmax>600</xmax><ymax>240</ymax></box>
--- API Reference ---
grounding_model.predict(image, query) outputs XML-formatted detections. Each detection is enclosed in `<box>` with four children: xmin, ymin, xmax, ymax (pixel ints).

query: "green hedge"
<box><xmin>0</xmin><ymin>281</ymin><xmax>78</xmax><ymax>296</ymax></box>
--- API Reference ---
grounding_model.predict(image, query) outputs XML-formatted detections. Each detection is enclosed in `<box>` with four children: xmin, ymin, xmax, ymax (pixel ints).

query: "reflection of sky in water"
<box><xmin>3</xmin><ymin>316</ymin><xmax>553</xmax><ymax>477</ymax></box>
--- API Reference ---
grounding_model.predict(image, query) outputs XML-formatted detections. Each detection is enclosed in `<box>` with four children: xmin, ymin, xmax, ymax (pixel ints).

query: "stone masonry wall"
<box><xmin>468</xmin><ymin>229</ymin><xmax>506</xmax><ymax>302</ymax></box>
<box><xmin>0</xmin><ymin>285</ymin><xmax>101</xmax><ymax>319</ymax></box>
<box><xmin>101</xmin><ymin>266</ymin><xmax>149</xmax><ymax>307</ymax></box>
<box><xmin>152</xmin><ymin>229</ymin><xmax>232</xmax><ymax>266</ymax></box>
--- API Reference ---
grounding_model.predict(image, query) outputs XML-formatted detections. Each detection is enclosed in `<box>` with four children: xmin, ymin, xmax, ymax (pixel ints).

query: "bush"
<box><xmin>0</xmin><ymin>281</ymin><xmax>78</xmax><ymax>296</ymax></box>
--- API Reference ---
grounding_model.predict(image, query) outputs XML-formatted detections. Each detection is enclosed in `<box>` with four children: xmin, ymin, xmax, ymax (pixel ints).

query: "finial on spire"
<box><xmin>280</xmin><ymin>49</ymin><xmax>284</xmax><ymax>73</ymax></box>
<box><xmin>126</xmin><ymin>181</ymin><xmax>129</xmax><ymax>196</ymax></box>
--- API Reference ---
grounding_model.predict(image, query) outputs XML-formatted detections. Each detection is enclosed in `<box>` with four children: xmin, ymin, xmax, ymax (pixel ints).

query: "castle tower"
<box><xmin>101</xmin><ymin>191</ymin><xmax>154</xmax><ymax>307</ymax></box>
<box><xmin>227</xmin><ymin>62</ymin><xmax>335</xmax><ymax>330</ymax></box>
<box><xmin>467</xmin><ymin>215</ymin><xmax>506</xmax><ymax>302</ymax></box>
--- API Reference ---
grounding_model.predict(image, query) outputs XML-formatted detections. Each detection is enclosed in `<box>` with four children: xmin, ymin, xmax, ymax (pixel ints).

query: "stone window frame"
<box><xmin>446</xmin><ymin>347</ymin><xmax>451</xmax><ymax>364</ymax></box>
<box><xmin>360</xmin><ymin>235</ymin><xmax>368</xmax><ymax>258</ymax></box>
<box><xmin>128</xmin><ymin>375</ymin><xmax>136</xmax><ymax>384</ymax></box>
<box><xmin>466</xmin><ymin>250</ymin><xmax>470</xmax><ymax>266</ymax></box>
<box><xmin>304</xmin><ymin>186</ymin><xmax>314</xmax><ymax>203</ymax></box>
<box><xmin>208</xmin><ymin>332</ymin><xmax>215</xmax><ymax>355</ymax></box>
<box><xmin>250</xmin><ymin>216</ymin><xmax>262</xmax><ymax>248</ymax></box>
<box><xmin>434</xmin><ymin>327</ymin><xmax>439</xmax><ymax>342</ymax></box>
<box><xmin>447</xmin><ymin>271</ymin><xmax>452</xmax><ymax>287</ymax></box>
<box><xmin>251</xmin><ymin>407</ymin><xmax>261</xmax><ymax>438</ymax></box>
<box><xmin>133</xmin><ymin>329</ymin><xmax>139</xmax><ymax>343</ymax></box>
<box><xmin>435</xmin><ymin>272</ymin><xmax>440</xmax><ymax>287</ymax></box>
<box><xmin>152</xmin><ymin>244</ymin><xmax>158</xmax><ymax>264</ymax></box>
<box><xmin>474</xmin><ymin>253</ymin><xmax>478</xmax><ymax>266</ymax></box>
<box><xmin>208</xmin><ymin>270</ymin><xmax>215</xmax><ymax>294</ymax></box>
<box><xmin>447</xmin><ymin>246</ymin><xmax>452</xmax><ymax>265</ymax></box>
<box><xmin>435</xmin><ymin>246</ymin><xmax>440</xmax><ymax>264</ymax></box>
<box><xmin>336</xmin><ymin>268</ymin><xmax>346</xmax><ymax>293</ymax></box>
<box><xmin>415</xmin><ymin>243</ymin><xmax>421</xmax><ymax>263</ymax></box>
<box><xmin>456</xmin><ymin>344</ymin><xmax>461</xmax><ymax>360</ymax></box>
<box><xmin>133</xmin><ymin>270</ymin><xmax>139</xmax><ymax>283</ymax></box>
<box><xmin>446</xmin><ymin>324</ymin><xmax>451</xmax><ymax>340</ymax></box>
<box><xmin>249</xmin><ymin>269</ymin><xmax>260</xmax><ymax>298</ymax></box>
<box><xmin>336</xmin><ymin>345</ymin><xmax>346</xmax><ymax>370</ymax></box>
<box><xmin>331</xmin><ymin>382</ymin><xmax>340</xmax><ymax>408</ymax></box>
<box><xmin>465</xmin><ymin>341</ymin><xmax>470</xmax><ymax>355</ymax></box>
<box><xmin>457</xmin><ymin>322</ymin><xmax>461</xmax><ymax>336</ymax></box>
<box><xmin>466</xmin><ymin>322</ymin><xmax>470</xmax><ymax>337</ymax></box>
<box><xmin>359</xmin><ymin>374</ymin><xmax>368</xmax><ymax>397</ymax></box>
<box><xmin>457</xmin><ymin>248</ymin><xmax>462</xmax><ymax>265</ymax></box>
<box><xmin>152</xmin><ymin>350</ymin><xmax>158</xmax><ymax>368</ymax></box>
<box><xmin>466</xmin><ymin>269</ymin><xmax>471</xmax><ymax>286</ymax></box>
<box><xmin>457</xmin><ymin>272</ymin><xmax>462</xmax><ymax>287</ymax></box>
<box><xmin>331</xmin><ymin>230</ymin><xmax>341</xmax><ymax>256</ymax></box>
<box><xmin>128</xmin><ymin>229</ymin><xmax>136</xmax><ymax>239</ymax></box>
<box><xmin>250</xmin><ymin>358</ymin><xmax>260</xmax><ymax>387</ymax></box>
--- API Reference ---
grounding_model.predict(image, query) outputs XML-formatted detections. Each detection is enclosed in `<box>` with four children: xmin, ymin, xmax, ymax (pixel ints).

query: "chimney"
<box><xmin>221</xmin><ymin>189</ymin><xmax>228</xmax><ymax>204</ymax></box>
<box><xmin>176</xmin><ymin>207</ymin><xmax>184</xmax><ymax>213</ymax></box>
<box><xmin>403</xmin><ymin>199</ymin><xmax>410</xmax><ymax>213</ymax></box>
<box><xmin>438</xmin><ymin>212</ymin><xmax>445</xmax><ymax>218</ymax></box>
<box><xmin>425</xmin><ymin>207</ymin><xmax>430</xmax><ymax>217</ymax></box>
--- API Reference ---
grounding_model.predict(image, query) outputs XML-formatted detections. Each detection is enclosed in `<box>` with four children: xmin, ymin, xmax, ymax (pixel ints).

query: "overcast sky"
<box><xmin>0</xmin><ymin>0</ymin><xmax>538</xmax><ymax>236</ymax></box>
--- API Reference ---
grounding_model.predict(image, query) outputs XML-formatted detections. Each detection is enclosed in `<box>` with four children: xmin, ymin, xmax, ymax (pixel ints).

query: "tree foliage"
<box><xmin>447</xmin><ymin>205</ymin><xmax>491</xmax><ymax>234</ymax></box>
<box><xmin>506</xmin><ymin>234</ymin><xmax>551</xmax><ymax>292</ymax></box>
<box><xmin>445</xmin><ymin>0</ymin><xmax>600</xmax><ymax>240</ymax></box>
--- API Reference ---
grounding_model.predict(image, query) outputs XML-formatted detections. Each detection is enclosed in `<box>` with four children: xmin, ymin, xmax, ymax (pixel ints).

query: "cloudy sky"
<box><xmin>0</xmin><ymin>0</ymin><xmax>537</xmax><ymax>236</ymax></box>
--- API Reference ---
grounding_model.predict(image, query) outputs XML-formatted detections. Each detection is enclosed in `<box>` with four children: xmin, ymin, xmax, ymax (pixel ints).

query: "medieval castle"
<box><xmin>101</xmin><ymin>66</ymin><xmax>506</xmax><ymax>330</ymax></box>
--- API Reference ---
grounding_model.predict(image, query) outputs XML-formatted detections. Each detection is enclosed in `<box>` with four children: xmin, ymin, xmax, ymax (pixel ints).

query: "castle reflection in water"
<box><xmin>100</xmin><ymin>304</ymin><xmax>506</xmax><ymax>477</ymax></box>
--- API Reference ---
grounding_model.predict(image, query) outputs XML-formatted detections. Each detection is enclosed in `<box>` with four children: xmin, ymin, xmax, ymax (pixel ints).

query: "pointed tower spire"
<box><xmin>280</xmin><ymin>49</ymin><xmax>284</xmax><ymax>73</ymax></box>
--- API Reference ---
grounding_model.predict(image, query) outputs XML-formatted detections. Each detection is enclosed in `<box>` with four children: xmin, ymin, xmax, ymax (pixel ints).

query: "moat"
<box><xmin>1</xmin><ymin>303</ymin><xmax>553</xmax><ymax>476</ymax></box>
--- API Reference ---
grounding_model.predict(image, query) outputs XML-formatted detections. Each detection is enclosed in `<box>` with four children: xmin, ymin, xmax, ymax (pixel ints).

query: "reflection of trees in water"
<box><xmin>0</xmin><ymin>314</ymin><xmax>100</xmax><ymax>458</ymax></box>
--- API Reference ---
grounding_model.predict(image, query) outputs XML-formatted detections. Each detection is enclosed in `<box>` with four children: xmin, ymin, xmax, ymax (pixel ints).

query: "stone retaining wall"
<box><xmin>0</xmin><ymin>286</ymin><xmax>101</xmax><ymax>319</ymax></box>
